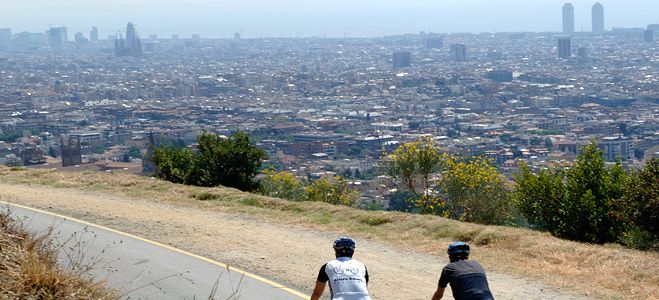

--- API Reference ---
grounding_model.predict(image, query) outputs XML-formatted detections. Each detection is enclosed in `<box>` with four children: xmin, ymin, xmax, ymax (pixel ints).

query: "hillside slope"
<box><xmin>0</xmin><ymin>167</ymin><xmax>657</xmax><ymax>299</ymax></box>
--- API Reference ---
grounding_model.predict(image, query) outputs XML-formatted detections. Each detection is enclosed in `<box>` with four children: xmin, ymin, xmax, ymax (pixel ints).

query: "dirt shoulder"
<box><xmin>0</xmin><ymin>183</ymin><xmax>591</xmax><ymax>300</ymax></box>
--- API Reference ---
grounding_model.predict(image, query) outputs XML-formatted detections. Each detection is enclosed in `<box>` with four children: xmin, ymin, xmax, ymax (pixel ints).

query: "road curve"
<box><xmin>2</xmin><ymin>201</ymin><xmax>309</xmax><ymax>300</ymax></box>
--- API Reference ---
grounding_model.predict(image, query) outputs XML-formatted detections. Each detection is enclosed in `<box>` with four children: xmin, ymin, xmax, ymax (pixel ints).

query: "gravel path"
<box><xmin>0</xmin><ymin>183</ymin><xmax>590</xmax><ymax>300</ymax></box>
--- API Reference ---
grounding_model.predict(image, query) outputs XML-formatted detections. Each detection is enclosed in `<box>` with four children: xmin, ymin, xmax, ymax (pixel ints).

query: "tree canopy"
<box><xmin>151</xmin><ymin>131</ymin><xmax>267</xmax><ymax>191</ymax></box>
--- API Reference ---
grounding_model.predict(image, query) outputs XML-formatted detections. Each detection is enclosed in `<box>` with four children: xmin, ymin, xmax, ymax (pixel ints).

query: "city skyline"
<box><xmin>0</xmin><ymin>0</ymin><xmax>658</xmax><ymax>38</ymax></box>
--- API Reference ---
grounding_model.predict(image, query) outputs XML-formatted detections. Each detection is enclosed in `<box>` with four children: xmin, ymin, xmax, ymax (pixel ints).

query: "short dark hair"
<box><xmin>449</xmin><ymin>254</ymin><xmax>468</xmax><ymax>262</ymax></box>
<box><xmin>335</xmin><ymin>249</ymin><xmax>354</xmax><ymax>258</ymax></box>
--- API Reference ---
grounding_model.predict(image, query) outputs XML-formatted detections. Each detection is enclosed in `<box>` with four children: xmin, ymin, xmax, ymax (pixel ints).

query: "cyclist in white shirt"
<box><xmin>310</xmin><ymin>237</ymin><xmax>371</xmax><ymax>300</ymax></box>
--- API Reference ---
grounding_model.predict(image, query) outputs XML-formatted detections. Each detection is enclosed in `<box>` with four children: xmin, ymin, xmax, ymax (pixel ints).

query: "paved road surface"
<box><xmin>3</xmin><ymin>202</ymin><xmax>308</xmax><ymax>300</ymax></box>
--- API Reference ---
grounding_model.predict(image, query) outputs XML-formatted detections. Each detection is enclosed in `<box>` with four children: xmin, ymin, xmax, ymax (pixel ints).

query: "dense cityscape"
<box><xmin>1</xmin><ymin>3</ymin><xmax>658</xmax><ymax>206</ymax></box>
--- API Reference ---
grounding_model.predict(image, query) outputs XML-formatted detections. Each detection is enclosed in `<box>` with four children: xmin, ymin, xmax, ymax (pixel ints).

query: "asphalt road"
<box><xmin>3</xmin><ymin>202</ymin><xmax>308</xmax><ymax>300</ymax></box>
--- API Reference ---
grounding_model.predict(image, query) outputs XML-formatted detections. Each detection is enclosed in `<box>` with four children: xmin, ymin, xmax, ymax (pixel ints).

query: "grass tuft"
<box><xmin>0</xmin><ymin>209</ymin><xmax>116</xmax><ymax>299</ymax></box>
<box><xmin>455</xmin><ymin>229</ymin><xmax>481</xmax><ymax>242</ymax></box>
<box><xmin>473</xmin><ymin>228</ymin><xmax>506</xmax><ymax>245</ymax></box>
<box><xmin>239</xmin><ymin>197</ymin><xmax>263</xmax><ymax>207</ymax></box>
<box><xmin>280</xmin><ymin>203</ymin><xmax>306</xmax><ymax>213</ymax></box>
<box><xmin>194</xmin><ymin>192</ymin><xmax>221</xmax><ymax>201</ymax></box>
<box><xmin>359</xmin><ymin>215</ymin><xmax>391</xmax><ymax>226</ymax></box>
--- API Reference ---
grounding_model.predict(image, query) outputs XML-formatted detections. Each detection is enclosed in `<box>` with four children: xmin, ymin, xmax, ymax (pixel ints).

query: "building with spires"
<box><xmin>562</xmin><ymin>3</ymin><xmax>574</xmax><ymax>34</ymax></box>
<box><xmin>592</xmin><ymin>2</ymin><xmax>605</xmax><ymax>34</ymax></box>
<box><xmin>114</xmin><ymin>22</ymin><xmax>143</xmax><ymax>58</ymax></box>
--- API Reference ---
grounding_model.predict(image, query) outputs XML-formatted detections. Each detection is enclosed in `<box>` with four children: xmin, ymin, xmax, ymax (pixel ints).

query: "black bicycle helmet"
<box><xmin>447</xmin><ymin>241</ymin><xmax>470</xmax><ymax>256</ymax></box>
<box><xmin>333</xmin><ymin>237</ymin><xmax>356</xmax><ymax>251</ymax></box>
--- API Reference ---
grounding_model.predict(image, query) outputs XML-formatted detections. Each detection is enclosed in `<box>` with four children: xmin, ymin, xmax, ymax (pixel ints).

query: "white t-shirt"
<box><xmin>317</xmin><ymin>257</ymin><xmax>371</xmax><ymax>300</ymax></box>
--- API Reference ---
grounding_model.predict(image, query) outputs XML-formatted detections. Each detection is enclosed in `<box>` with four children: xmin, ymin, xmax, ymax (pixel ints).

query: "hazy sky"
<box><xmin>1</xmin><ymin>0</ymin><xmax>657</xmax><ymax>38</ymax></box>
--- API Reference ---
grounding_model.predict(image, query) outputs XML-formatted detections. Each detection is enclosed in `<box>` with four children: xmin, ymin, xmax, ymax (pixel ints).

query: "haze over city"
<box><xmin>2</xmin><ymin>0</ymin><xmax>659</xmax><ymax>37</ymax></box>
<box><xmin>1</xmin><ymin>0</ymin><xmax>659</xmax><ymax>299</ymax></box>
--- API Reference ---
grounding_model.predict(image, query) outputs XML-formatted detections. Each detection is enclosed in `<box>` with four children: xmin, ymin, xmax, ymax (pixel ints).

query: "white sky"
<box><xmin>1</xmin><ymin>0</ymin><xmax>657</xmax><ymax>38</ymax></box>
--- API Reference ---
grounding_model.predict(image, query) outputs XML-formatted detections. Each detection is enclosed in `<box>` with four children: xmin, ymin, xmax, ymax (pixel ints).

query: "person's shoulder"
<box><xmin>466</xmin><ymin>259</ymin><xmax>485</xmax><ymax>268</ymax></box>
<box><xmin>442</xmin><ymin>262</ymin><xmax>458</xmax><ymax>271</ymax></box>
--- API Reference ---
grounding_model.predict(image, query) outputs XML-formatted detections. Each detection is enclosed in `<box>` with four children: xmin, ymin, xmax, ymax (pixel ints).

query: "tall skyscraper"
<box><xmin>47</xmin><ymin>27</ymin><xmax>68</xmax><ymax>49</ymax></box>
<box><xmin>450</xmin><ymin>44</ymin><xmax>467</xmax><ymax>62</ymax></box>
<box><xmin>392</xmin><ymin>51</ymin><xmax>412</xmax><ymax>69</ymax></box>
<box><xmin>90</xmin><ymin>27</ymin><xmax>98</xmax><ymax>41</ymax></box>
<box><xmin>645</xmin><ymin>30</ymin><xmax>655</xmax><ymax>43</ymax></box>
<box><xmin>558</xmin><ymin>37</ymin><xmax>572</xmax><ymax>58</ymax></box>
<box><xmin>114</xmin><ymin>22</ymin><xmax>143</xmax><ymax>58</ymax></box>
<box><xmin>592</xmin><ymin>2</ymin><xmax>605</xmax><ymax>34</ymax></box>
<box><xmin>562</xmin><ymin>3</ymin><xmax>574</xmax><ymax>34</ymax></box>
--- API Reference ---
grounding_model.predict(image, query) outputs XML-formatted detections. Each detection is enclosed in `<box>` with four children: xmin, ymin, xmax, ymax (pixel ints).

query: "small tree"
<box><xmin>386</xmin><ymin>137</ymin><xmax>443</xmax><ymax>203</ymax></box>
<box><xmin>189</xmin><ymin>131</ymin><xmax>267</xmax><ymax>191</ymax></box>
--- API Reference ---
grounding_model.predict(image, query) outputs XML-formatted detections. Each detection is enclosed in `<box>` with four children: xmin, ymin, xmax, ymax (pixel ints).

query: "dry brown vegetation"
<box><xmin>1</xmin><ymin>166</ymin><xmax>657</xmax><ymax>299</ymax></box>
<box><xmin>0</xmin><ymin>207</ymin><xmax>116</xmax><ymax>299</ymax></box>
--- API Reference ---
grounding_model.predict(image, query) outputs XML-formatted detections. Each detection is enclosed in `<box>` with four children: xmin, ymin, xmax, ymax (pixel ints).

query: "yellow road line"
<box><xmin>0</xmin><ymin>200</ymin><xmax>309</xmax><ymax>299</ymax></box>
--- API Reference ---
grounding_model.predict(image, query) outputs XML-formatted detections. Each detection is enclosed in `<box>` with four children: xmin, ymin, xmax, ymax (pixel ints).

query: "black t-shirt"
<box><xmin>438</xmin><ymin>259</ymin><xmax>494</xmax><ymax>300</ymax></box>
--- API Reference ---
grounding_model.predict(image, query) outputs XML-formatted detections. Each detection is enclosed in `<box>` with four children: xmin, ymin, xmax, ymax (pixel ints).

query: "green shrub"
<box><xmin>620</xmin><ymin>227</ymin><xmax>656</xmax><ymax>250</ymax></box>
<box><xmin>150</xmin><ymin>131</ymin><xmax>267</xmax><ymax>192</ymax></box>
<box><xmin>622</xmin><ymin>159</ymin><xmax>658</xmax><ymax>241</ymax></box>
<box><xmin>514</xmin><ymin>141</ymin><xmax>630</xmax><ymax>244</ymax></box>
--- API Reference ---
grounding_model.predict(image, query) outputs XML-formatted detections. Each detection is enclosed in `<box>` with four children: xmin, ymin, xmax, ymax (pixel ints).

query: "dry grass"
<box><xmin>1</xmin><ymin>166</ymin><xmax>658</xmax><ymax>299</ymax></box>
<box><xmin>0</xmin><ymin>208</ymin><xmax>116</xmax><ymax>299</ymax></box>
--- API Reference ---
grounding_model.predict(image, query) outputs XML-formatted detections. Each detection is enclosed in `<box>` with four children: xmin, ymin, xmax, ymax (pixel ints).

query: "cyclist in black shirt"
<box><xmin>431</xmin><ymin>242</ymin><xmax>494</xmax><ymax>300</ymax></box>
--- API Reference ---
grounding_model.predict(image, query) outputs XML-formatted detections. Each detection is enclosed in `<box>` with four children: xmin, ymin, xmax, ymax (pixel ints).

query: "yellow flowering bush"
<box><xmin>387</xmin><ymin>139</ymin><xmax>516</xmax><ymax>225</ymax></box>
<box><xmin>438</xmin><ymin>156</ymin><xmax>515</xmax><ymax>225</ymax></box>
<box><xmin>258</xmin><ymin>169</ymin><xmax>305</xmax><ymax>201</ymax></box>
<box><xmin>259</xmin><ymin>170</ymin><xmax>358</xmax><ymax>206</ymax></box>
<box><xmin>304</xmin><ymin>176</ymin><xmax>359</xmax><ymax>207</ymax></box>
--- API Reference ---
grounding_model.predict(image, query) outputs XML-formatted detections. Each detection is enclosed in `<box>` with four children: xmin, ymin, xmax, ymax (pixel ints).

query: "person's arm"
<box><xmin>431</xmin><ymin>287</ymin><xmax>445</xmax><ymax>300</ymax></box>
<box><xmin>311</xmin><ymin>264</ymin><xmax>329</xmax><ymax>300</ymax></box>
<box><xmin>433</xmin><ymin>264</ymin><xmax>452</xmax><ymax>300</ymax></box>
<box><xmin>310</xmin><ymin>281</ymin><xmax>326</xmax><ymax>300</ymax></box>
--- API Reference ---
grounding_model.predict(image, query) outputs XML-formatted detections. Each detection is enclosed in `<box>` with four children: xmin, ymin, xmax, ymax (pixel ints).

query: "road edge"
<box><xmin>0</xmin><ymin>199</ymin><xmax>310</xmax><ymax>299</ymax></box>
